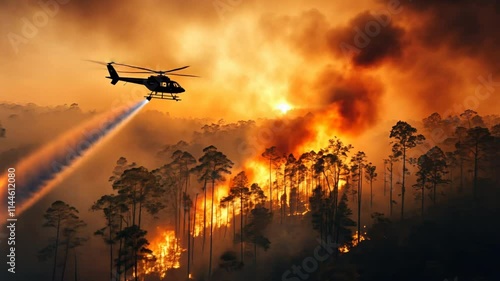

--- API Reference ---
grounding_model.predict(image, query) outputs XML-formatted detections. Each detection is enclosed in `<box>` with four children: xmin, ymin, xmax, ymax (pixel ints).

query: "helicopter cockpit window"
<box><xmin>161</xmin><ymin>82</ymin><xmax>167</xmax><ymax>87</ymax></box>
<box><xmin>173</xmin><ymin>82</ymin><xmax>180</xmax><ymax>88</ymax></box>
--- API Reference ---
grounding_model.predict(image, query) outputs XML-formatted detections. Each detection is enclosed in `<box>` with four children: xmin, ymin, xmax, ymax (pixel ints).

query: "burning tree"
<box><xmin>193</xmin><ymin>145</ymin><xmax>234</xmax><ymax>279</ymax></box>
<box><xmin>170</xmin><ymin>150</ymin><xmax>196</xmax><ymax>238</ymax></box>
<box><xmin>351</xmin><ymin>151</ymin><xmax>367</xmax><ymax>244</ymax></box>
<box><xmin>261</xmin><ymin>146</ymin><xmax>281</xmax><ymax>213</ymax></box>
<box><xmin>221</xmin><ymin>171</ymin><xmax>251</xmax><ymax>263</ymax></box>
<box><xmin>335</xmin><ymin>193</ymin><xmax>356</xmax><ymax>253</ymax></box>
<box><xmin>108</xmin><ymin>163</ymin><xmax>165</xmax><ymax>281</ymax></box>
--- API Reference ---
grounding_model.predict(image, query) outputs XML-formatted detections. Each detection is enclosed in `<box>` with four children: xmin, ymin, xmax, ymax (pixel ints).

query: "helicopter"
<box><xmin>88</xmin><ymin>60</ymin><xmax>198</xmax><ymax>101</ymax></box>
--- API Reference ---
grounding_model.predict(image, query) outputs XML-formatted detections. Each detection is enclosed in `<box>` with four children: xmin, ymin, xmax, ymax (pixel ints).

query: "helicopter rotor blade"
<box><xmin>167</xmin><ymin>73</ymin><xmax>200</xmax><ymax>78</ymax></box>
<box><xmin>84</xmin><ymin>59</ymin><xmax>113</xmax><ymax>66</ymax></box>
<box><xmin>112</xmin><ymin>62</ymin><xmax>158</xmax><ymax>73</ymax></box>
<box><xmin>85</xmin><ymin>60</ymin><xmax>198</xmax><ymax>76</ymax></box>
<box><xmin>116</xmin><ymin>70</ymin><xmax>155</xmax><ymax>74</ymax></box>
<box><xmin>163</xmin><ymin>65</ymin><xmax>190</xmax><ymax>73</ymax></box>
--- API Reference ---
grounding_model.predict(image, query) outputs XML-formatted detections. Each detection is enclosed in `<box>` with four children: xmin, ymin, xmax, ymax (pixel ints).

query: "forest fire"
<box><xmin>339</xmin><ymin>228</ymin><xmax>369</xmax><ymax>253</ymax></box>
<box><xmin>143</xmin><ymin>230</ymin><xmax>184</xmax><ymax>278</ymax></box>
<box><xmin>141</xmin><ymin>112</ymin><xmax>364</xmax><ymax>278</ymax></box>
<box><xmin>191</xmin><ymin>183</ymin><xmax>234</xmax><ymax>237</ymax></box>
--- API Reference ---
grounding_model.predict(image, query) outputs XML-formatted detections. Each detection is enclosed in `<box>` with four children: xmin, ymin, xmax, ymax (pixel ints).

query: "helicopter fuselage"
<box><xmin>106</xmin><ymin>64</ymin><xmax>185</xmax><ymax>94</ymax></box>
<box><xmin>144</xmin><ymin>75</ymin><xmax>185</xmax><ymax>93</ymax></box>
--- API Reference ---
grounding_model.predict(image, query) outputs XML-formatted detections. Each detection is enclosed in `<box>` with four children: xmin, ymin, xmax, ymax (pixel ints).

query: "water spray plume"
<box><xmin>0</xmin><ymin>99</ymin><xmax>149</xmax><ymax>221</ymax></box>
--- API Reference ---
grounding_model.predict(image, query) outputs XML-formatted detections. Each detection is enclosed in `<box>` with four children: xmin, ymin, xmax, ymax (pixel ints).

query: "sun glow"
<box><xmin>275</xmin><ymin>102</ymin><xmax>293</xmax><ymax>114</ymax></box>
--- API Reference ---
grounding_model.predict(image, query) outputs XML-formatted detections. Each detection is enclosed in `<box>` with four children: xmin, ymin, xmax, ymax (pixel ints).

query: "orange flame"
<box><xmin>339</xmin><ymin>226</ymin><xmax>369</xmax><ymax>253</ymax></box>
<box><xmin>142</xmin><ymin>230</ymin><xmax>184</xmax><ymax>278</ymax></box>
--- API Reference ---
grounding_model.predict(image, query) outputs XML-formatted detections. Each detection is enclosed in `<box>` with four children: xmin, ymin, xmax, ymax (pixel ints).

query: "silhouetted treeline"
<box><xmin>79</xmin><ymin>109</ymin><xmax>500</xmax><ymax>281</ymax></box>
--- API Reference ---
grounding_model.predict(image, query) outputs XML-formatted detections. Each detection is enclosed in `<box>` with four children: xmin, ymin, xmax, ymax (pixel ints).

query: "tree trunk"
<box><xmin>184</xmin><ymin>173</ymin><xmax>189</xmax><ymax>238</ymax></box>
<box><xmin>178</xmin><ymin>174</ymin><xmax>183</xmax><ymax>239</ymax></box>
<box><xmin>202</xmin><ymin>180</ymin><xmax>207</xmax><ymax>253</ymax></box>
<box><xmin>322</xmin><ymin>171</ymin><xmax>332</xmax><ymax>193</ymax></box>
<box><xmin>134</xmin><ymin>247</ymin><xmax>138</xmax><ymax>281</ymax></box>
<box><xmin>421</xmin><ymin>178</ymin><xmax>425</xmax><ymax>218</ymax></box>
<box><xmin>74</xmin><ymin>248</ymin><xmax>78</xmax><ymax>281</ymax></box>
<box><xmin>224</xmin><ymin>207</ymin><xmax>229</xmax><ymax>239</ymax></box>
<box><xmin>295</xmin><ymin>172</ymin><xmax>300</xmax><ymax>215</ymax></box>
<box><xmin>401</xmin><ymin>146</ymin><xmax>407</xmax><ymax>220</ymax></box>
<box><xmin>240</xmin><ymin>193</ymin><xmax>244</xmax><ymax>263</ymax></box>
<box><xmin>61</xmin><ymin>237</ymin><xmax>70</xmax><ymax>281</ymax></box>
<box><xmin>192</xmin><ymin>194</ymin><xmax>198</xmax><ymax>267</ymax></box>
<box><xmin>109</xmin><ymin>218</ymin><xmax>113</xmax><ymax>281</ymax></box>
<box><xmin>232</xmin><ymin>202</ymin><xmax>236</xmax><ymax>239</ymax></box>
<box><xmin>383</xmin><ymin>161</ymin><xmax>387</xmax><ymax>196</ymax></box>
<box><xmin>187</xmin><ymin>206</ymin><xmax>191</xmax><ymax>280</ymax></box>
<box><xmin>357</xmin><ymin>166</ymin><xmax>362</xmax><ymax>244</ymax></box>
<box><xmin>370</xmin><ymin>179</ymin><xmax>373</xmax><ymax>209</ymax></box>
<box><xmin>183</xmin><ymin>203</ymin><xmax>187</xmax><ymax>239</ymax></box>
<box><xmin>389</xmin><ymin>161</ymin><xmax>393</xmax><ymax>217</ymax></box>
<box><xmin>117</xmin><ymin>219</ymin><xmax>123</xmax><ymax>281</ymax></box>
<box><xmin>208</xmin><ymin>180</ymin><xmax>215</xmax><ymax>280</ymax></box>
<box><xmin>269</xmin><ymin>158</ymin><xmax>273</xmax><ymax>212</ymax></box>
<box><xmin>52</xmin><ymin>219</ymin><xmax>60</xmax><ymax>281</ymax></box>
<box><xmin>132</xmin><ymin>190</ymin><xmax>137</xmax><ymax>226</ymax></box>
<box><xmin>473</xmin><ymin>143</ymin><xmax>479</xmax><ymax>200</ymax></box>
<box><xmin>138</xmin><ymin>200</ymin><xmax>142</xmax><ymax>229</ymax></box>
<box><xmin>282</xmin><ymin>169</ymin><xmax>286</xmax><ymax>223</ymax></box>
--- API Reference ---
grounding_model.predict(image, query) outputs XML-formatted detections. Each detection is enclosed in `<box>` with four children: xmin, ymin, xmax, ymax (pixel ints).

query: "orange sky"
<box><xmin>1</xmin><ymin>3</ymin><xmax>499</xmax><ymax>279</ymax></box>
<box><xmin>1</xmin><ymin>0</ymin><xmax>499</xmax><ymax>124</ymax></box>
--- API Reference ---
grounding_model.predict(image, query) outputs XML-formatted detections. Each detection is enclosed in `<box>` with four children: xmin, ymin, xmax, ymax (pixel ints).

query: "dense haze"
<box><xmin>1</xmin><ymin>0</ymin><xmax>500</xmax><ymax>281</ymax></box>
<box><xmin>1</xmin><ymin>0</ymin><xmax>498</xmax><ymax>120</ymax></box>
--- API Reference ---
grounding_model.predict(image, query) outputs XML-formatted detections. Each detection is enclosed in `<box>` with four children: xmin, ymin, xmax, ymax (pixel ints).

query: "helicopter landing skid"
<box><xmin>145</xmin><ymin>92</ymin><xmax>181</xmax><ymax>102</ymax></box>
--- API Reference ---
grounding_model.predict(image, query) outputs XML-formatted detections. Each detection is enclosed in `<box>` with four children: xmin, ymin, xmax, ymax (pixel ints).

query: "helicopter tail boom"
<box><xmin>106</xmin><ymin>64</ymin><xmax>119</xmax><ymax>85</ymax></box>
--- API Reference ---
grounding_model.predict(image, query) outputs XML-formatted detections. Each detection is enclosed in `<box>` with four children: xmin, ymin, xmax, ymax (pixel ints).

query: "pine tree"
<box><xmin>390</xmin><ymin>121</ymin><xmax>425</xmax><ymax>219</ymax></box>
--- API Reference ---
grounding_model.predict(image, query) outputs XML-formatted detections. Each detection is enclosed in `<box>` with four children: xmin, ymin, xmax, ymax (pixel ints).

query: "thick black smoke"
<box><xmin>327</xmin><ymin>11</ymin><xmax>405</xmax><ymax>67</ymax></box>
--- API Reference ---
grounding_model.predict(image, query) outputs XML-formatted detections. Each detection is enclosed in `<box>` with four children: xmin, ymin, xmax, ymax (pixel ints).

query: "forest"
<box><xmin>29</xmin><ymin>108</ymin><xmax>499</xmax><ymax>281</ymax></box>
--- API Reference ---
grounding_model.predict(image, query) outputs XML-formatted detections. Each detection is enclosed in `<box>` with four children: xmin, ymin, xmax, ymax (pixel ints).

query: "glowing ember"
<box><xmin>339</xmin><ymin>227</ymin><xmax>369</xmax><ymax>253</ymax></box>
